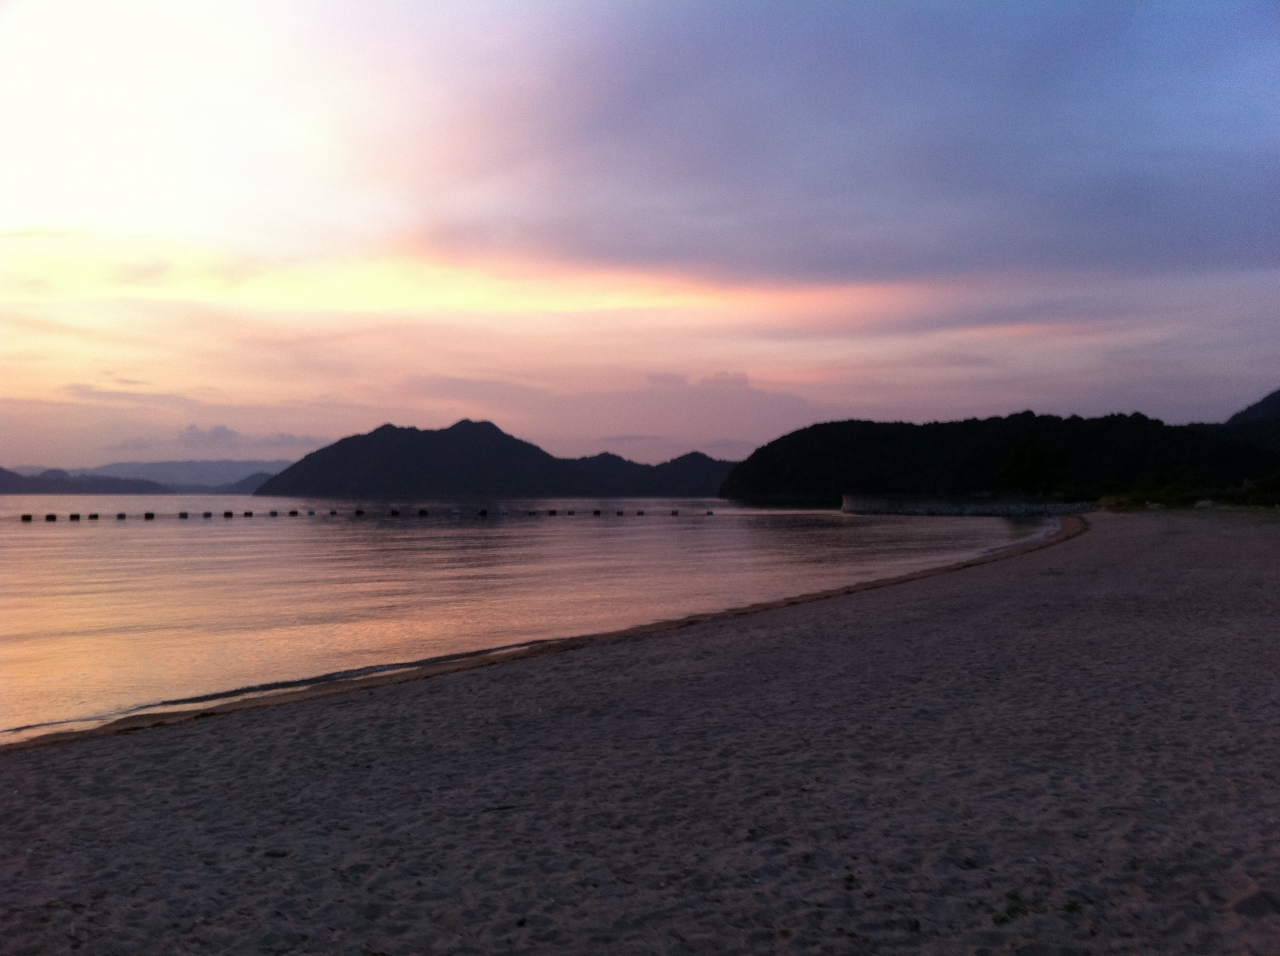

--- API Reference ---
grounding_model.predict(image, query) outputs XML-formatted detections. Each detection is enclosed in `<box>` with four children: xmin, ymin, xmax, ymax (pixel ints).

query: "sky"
<box><xmin>2</xmin><ymin>0</ymin><xmax>1278</xmax><ymax>467</ymax></box>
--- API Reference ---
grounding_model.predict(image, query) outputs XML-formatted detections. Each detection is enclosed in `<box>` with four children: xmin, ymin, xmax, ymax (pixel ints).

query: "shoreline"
<box><xmin>6</xmin><ymin>510</ymin><xmax>1280</xmax><ymax>954</ymax></box>
<box><xmin>2</xmin><ymin>515</ymin><xmax>1086</xmax><ymax>754</ymax></box>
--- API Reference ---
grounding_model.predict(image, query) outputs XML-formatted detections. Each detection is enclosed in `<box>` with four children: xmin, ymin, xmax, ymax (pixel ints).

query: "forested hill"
<box><xmin>1225</xmin><ymin>387</ymin><xmax>1280</xmax><ymax>453</ymax></box>
<box><xmin>255</xmin><ymin>420</ymin><xmax>736</xmax><ymax>499</ymax></box>
<box><xmin>1228</xmin><ymin>387</ymin><xmax>1280</xmax><ymax>426</ymax></box>
<box><xmin>717</xmin><ymin>411</ymin><xmax>1280</xmax><ymax>507</ymax></box>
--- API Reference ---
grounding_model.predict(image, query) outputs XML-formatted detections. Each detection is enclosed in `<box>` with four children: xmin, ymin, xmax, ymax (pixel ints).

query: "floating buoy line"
<box><xmin>15</xmin><ymin>507</ymin><xmax>715</xmax><ymax>524</ymax></box>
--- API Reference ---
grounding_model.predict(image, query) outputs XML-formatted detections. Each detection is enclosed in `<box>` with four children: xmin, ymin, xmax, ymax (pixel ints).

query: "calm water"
<box><xmin>0</xmin><ymin>495</ymin><xmax>1053</xmax><ymax>742</ymax></box>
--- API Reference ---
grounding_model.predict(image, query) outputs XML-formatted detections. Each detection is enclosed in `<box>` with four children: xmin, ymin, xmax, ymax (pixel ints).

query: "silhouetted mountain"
<box><xmin>1224</xmin><ymin>388</ymin><xmax>1280</xmax><ymax>455</ymax></box>
<box><xmin>255</xmin><ymin>421</ymin><xmax>736</xmax><ymax>499</ymax></box>
<box><xmin>718</xmin><ymin>411</ymin><xmax>1280</xmax><ymax>507</ymax></box>
<box><xmin>0</xmin><ymin>467</ymin><xmax>168</xmax><ymax>495</ymax></box>
<box><xmin>1227</xmin><ymin>388</ymin><xmax>1280</xmax><ymax>426</ymax></box>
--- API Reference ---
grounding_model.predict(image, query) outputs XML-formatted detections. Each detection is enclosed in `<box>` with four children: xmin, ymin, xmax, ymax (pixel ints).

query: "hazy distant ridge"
<box><xmin>255</xmin><ymin>421</ymin><xmax>736</xmax><ymax>499</ymax></box>
<box><xmin>0</xmin><ymin>461</ymin><xmax>286</xmax><ymax>495</ymax></box>
<box><xmin>75</xmin><ymin>459</ymin><xmax>293</xmax><ymax>486</ymax></box>
<box><xmin>0</xmin><ymin>469</ymin><xmax>169</xmax><ymax>495</ymax></box>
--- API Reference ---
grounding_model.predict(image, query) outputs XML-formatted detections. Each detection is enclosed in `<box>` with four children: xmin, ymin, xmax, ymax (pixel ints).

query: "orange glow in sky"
<box><xmin>2</xmin><ymin>0</ymin><xmax>1276</xmax><ymax>466</ymax></box>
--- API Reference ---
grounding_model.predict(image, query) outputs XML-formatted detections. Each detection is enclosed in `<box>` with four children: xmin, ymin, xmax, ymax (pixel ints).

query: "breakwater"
<box><xmin>842</xmin><ymin>494</ymin><xmax>1093</xmax><ymax>517</ymax></box>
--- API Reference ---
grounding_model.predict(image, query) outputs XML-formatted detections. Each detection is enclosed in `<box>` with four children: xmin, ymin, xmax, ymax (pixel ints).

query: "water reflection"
<box><xmin>0</xmin><ymin>495</ymin><xmax>1052</xmax><ymax>741</ymax></box>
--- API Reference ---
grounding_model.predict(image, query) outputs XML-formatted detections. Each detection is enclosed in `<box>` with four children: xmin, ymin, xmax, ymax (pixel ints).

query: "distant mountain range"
<box><xmin>0</xmin><ymin>469</ymin><xmax>170</xmax><ymax>495</ymax></box>
<box><xmin>0</xmin><ymin>460</ymin><xmax>286</xmax><ymax>495</ymax></box>
<box><xmin>255</xmin><ymin>421</ymin><xmax>737</xmax><ymax>499</ymax></box>
<box><xmin>718</xmin><ymin>389</ymin><xmax>1280</xmax><ymax>507</ymax></box>
<box><xmin>8</xmin><ymin>459</ymin><xmax>291</xmax><ymax>485</ymax></box>
<box><xmin>8</xmin><ymin>389</ymin><xmax>1280</xmax><ymax>504</ymax></box>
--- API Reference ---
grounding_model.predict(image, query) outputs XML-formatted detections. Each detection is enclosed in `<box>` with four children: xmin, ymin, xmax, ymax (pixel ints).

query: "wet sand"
<box><xmin>3</xmin><ymin>511</ymin><xmax>1279</xmax><ymax>954</ymax></box>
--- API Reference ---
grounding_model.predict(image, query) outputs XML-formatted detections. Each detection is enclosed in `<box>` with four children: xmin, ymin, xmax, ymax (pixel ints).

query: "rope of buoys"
<box><xmin>14</xmin><ymin>505</ymin><xmax>720</xmax><ymax>523</ymax></box>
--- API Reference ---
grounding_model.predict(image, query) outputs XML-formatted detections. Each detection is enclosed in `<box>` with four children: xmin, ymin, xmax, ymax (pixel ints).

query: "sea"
<box><xmin>0</xmin><ymin>495</ymin><xmax>1054</xmax><ymax>743</ymax></box>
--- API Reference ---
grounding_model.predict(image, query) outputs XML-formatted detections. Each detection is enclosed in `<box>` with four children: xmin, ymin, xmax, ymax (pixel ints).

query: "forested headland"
<box><xmin>719</xmin><ymin>393</ymin><xmax>1280</xmax><ymax>508</ymax></box>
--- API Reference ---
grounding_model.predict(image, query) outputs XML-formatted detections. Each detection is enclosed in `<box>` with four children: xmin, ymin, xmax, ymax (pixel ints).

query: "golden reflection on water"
<box><xmin>0</xmin><ymin>496</ymin><xmax>1050</xmax><ymax>740</ymax></box>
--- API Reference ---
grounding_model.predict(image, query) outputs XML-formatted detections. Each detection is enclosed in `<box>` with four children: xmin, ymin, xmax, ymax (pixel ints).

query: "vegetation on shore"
<box><xmin>719</xmin><ymin>397</ymin><xmax>1280</xmax><ymax>509</ymax></box>
<box><xmin>1097</xmin><ymin>471</ymin><xmax>1280</xmax><ymax>511</ymax></box>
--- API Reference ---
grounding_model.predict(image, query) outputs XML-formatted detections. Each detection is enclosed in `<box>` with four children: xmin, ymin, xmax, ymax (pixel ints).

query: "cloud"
<box><xmin>178</xmin><ymin>424</ymin><xmax>241</xmax><ymax>447</ymax></box>
<box><xmin>698</xmin><ymin>372</ymin><xmax>750</xmax><ymax>390</ymax></box>
<box><xmin>3</xmin><ymin>2</ymin><xmax>1279</xmax><ymax>470</ymax></box>
<box><xmin>646</xmin><ymin>373</ymin><xmax>688</xmax><ymax>388</ymax></box>
<box><xmin>381</xmin><ymin>1</ymin><xmax>1279</xmax><ymax>283</ymax></box>
<box><xmin>105</xmin><ymin>424</ymin><xmax>329</xmax><ymax>453</ymax></box>
<box><xmin>64</xmin><ymin>384</ymin><xmax>199</xmax><ymax>407</ymax></box>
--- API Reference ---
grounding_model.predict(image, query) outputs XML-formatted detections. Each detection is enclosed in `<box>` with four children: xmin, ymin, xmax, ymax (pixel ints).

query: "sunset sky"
<box><xmin>2</xmin><ymin>0</ymin><xmax>1277</xmax><ymax>466</ymax></box>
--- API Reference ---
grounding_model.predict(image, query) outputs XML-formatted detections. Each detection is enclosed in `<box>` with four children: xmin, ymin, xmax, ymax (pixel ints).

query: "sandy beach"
<box><xmin>3</xmin><ymin>510</ymin><xmax>1279</xmax><ymax>954</ymax></box>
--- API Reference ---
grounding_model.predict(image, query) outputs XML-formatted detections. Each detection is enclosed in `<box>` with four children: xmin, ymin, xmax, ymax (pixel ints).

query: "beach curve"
<box><xmin>5</xmin><ymin>510</ymin><xmax>1279</xmax><ymax>953</ymax></box>
<box><xmin>3</xmin><ymin>516</ymin><xmax>1086</xmax><ymax>753</ymax></box>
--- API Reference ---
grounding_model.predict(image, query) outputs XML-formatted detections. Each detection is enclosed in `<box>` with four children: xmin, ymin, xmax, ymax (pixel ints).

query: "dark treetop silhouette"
<box><xmin>717</xmin><ymin>395</ymin><xmax>1280</xmax><ymax>508</ymax></box>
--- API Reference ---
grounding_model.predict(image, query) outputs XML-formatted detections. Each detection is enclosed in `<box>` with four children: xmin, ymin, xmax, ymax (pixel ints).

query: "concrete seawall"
<box><xmin>841</xmin><ymin>494</ymin><xmax>1094</xmax><ymax>516</ymax></box>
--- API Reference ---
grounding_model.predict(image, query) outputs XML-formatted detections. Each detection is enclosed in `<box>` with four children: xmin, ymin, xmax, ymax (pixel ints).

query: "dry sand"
<box><xmin>2</xmin><ymin>510</ymin><xmax>1279</xmax><ymax>954</ymax></box>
